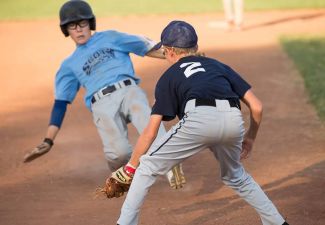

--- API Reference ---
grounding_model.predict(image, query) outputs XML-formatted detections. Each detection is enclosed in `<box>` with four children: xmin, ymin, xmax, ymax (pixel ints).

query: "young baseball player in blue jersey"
<box><xmin>108</xmin><ymin>20</ymin><xmax>289</xmax><ymax>225</ymax></box>
<box><xmin>23</xmin><ymin>0</ymin><xmax>185</xmax><ymax>189</ymax></box>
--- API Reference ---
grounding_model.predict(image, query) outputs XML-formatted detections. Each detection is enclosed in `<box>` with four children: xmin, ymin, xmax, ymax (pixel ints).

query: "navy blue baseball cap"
<box><xmin>153</xmin><ymin>20</ymin><xmax>198</xmax><ymax>50</ymax></box>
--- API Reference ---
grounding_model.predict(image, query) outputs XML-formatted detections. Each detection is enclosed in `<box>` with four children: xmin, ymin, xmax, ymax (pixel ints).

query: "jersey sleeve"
<box><xmin>108</xmin><ymin>30</ymin><xmax>156</xmax><ymax>56</ymax></box>
<box><xmin>151</xmin><ymin>75</ymin><xmax>178</xmax><ymax>121</ymax></box>
<box><xmin>54</xmin><ymin>62</ymin><xmax>80</xmax><ymax>103</ymax></box>
<box><xmin>223</xmin><ymin>64</ymin><xmax>251</xmax><ymax>98</ymax></box>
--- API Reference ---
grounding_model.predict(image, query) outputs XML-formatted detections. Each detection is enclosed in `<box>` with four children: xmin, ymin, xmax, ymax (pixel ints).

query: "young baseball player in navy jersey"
<box><xmin>23</xmin><ymin>0</ymin><xmax>185</xmax><ymax>189</ymax></box>
<box><xmin>112</xmin><ymin>20</ymin><xmax>289</xmax><ymax>225</ymax></box>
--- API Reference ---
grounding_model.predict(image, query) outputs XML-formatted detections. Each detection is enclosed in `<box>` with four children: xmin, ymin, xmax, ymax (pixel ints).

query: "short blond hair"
<box><xmin>165</xmin><ymin>45</ymin><xmax>205</xmax><ymax>57</ymax></box>
<box><xmin>164</xmin><ymin>45</ymin><xmax>197</xmax><ymax>54</ymax></box>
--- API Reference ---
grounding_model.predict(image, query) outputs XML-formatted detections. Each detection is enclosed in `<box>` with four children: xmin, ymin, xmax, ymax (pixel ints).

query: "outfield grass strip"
<box><xmin>281</xmin><ymin>36</ymin><xmax>325</xmax><ymax>121</ymax></box>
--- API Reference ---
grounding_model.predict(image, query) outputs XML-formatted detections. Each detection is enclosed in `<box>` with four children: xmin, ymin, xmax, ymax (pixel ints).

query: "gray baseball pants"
<box><xmin>117</xmin><ymin>99</ymin><xmax>285</xmax><ymax>225</ymax></box>
<box><xmin>91</xmin><ymin>79</ymin><xmax>166</xmax><ymax>171</ymax></box>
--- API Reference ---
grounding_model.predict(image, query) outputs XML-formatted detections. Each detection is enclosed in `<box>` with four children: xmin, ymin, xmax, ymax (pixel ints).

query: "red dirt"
<box><xmin>0</xmin><ymin>9</ymin><xmax>325</xmax><ymax>225</ymax></box>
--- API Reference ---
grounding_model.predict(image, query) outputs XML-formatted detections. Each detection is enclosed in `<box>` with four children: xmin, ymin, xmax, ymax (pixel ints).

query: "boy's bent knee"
<box><xmin>104</xmin><ymin>150</ymin><xmax>131</xmax><ymax>171</ymax></box>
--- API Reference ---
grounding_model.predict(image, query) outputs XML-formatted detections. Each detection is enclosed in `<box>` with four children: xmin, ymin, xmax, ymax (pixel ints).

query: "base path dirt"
<box><xmin>0</xmin><ymin>9</ymin><xmax>324</xmax><ymax>225</ymax></box>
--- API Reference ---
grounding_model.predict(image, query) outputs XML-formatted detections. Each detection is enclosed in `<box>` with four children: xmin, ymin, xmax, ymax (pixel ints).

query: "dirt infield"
<box><xmin>0</xmin><ymin>9</ymin><xmax>325</xmax><ymax>225</ymax></box>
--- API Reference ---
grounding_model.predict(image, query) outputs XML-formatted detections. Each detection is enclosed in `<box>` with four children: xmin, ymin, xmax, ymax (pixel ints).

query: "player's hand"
<box><xmin>23</xmin><ymin>138</ymin><xmax>53</xmax><ymax>163</ymax></box>
<box><xmin>240</xmin><ymin>137</ymin><xmax>254</xmax><ymax>160</ymax></box>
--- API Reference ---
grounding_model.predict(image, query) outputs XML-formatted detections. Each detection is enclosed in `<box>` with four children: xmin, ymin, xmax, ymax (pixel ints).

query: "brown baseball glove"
<box><xmin>95</xmin><ymin>165</ymin><xmax>135</xmax><ymax>199</ymax></box>
<box><xmin>99</xmin><ymin>177</ymin><xmax>131</xmax><ymax>198</ymax></box>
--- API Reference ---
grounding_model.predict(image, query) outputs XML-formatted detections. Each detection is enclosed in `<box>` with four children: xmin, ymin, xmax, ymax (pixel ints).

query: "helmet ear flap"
<box><xmin>60</xmin><ymin>25</ymin><xmax>69</xmax><ymax>37</ymax></box>
<box><xmin>89</xmin><ymin>17</ymin><xmax>96</xmax><ymax>31</ymax></box>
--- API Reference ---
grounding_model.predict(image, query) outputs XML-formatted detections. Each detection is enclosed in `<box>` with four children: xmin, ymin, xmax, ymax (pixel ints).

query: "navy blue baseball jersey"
<box><xmin>152</xmin><ymin>55</ymin><xmax>251</xmax><ymax>121</ymax></box>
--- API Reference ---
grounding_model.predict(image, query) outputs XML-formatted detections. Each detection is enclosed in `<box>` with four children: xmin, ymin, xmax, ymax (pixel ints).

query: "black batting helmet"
<box><xmin>59</xmin><ymin>0</ymin><xmax>96</xmax><ymax>37</ymax></box>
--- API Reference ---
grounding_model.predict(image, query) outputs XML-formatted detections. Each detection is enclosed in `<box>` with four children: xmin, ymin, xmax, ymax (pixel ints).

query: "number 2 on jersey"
<box><xmin>180</xmin><ymin>62</ymin><xmax>206</xmax><ymax>78</ymax></box>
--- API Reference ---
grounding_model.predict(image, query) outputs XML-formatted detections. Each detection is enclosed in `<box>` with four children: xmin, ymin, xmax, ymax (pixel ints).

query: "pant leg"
<box><xmin>91</xmin><ymin>90</ymin><xmax>132</xmax><ymax>171</ymax></box>
<box><xmin>223</xmin><ymin>0</ymin><xmax>234</xmax><ymax>23</ymax></box>
<box><xmin>122</xmin><ymin>85</ymin><xmax>166</xmax><ymax>139</ymax></box>
<box><xmin>117</xmin><ymin>113</ymin><xmax>208</xmax><ymax>225</ymax></box>
<box><xmin>211</xmin><ymin>143</ymin><xmax>285</xmax><ymax>225</ymax></box>
<box><xmin>234</xmin><ymin>0</ymin><xmax>244</xmax><ymax>26</ymax></box>
<box><xmin>117</xmin><ymin>163</ymin><xmax>158</xmax><ymax>225</ymax></box>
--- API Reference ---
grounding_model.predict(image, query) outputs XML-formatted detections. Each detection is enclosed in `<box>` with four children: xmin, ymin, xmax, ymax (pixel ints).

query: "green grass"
<box><xmin>281</xmin><ymin>36</ymin><xmax>325</xmax><ymax>121</ymax></box>
<box><xmin>1</xmin><ymin>0</ymin><xmax>325</xmax><ymax>20</ymax></box>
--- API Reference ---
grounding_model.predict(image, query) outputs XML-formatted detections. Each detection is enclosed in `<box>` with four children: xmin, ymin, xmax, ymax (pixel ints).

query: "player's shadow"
<box><xmin>244</xmin><ymin>12</ymin><xmax>325</xmax><ymax>31</ymax></box>
<box><xmin>167</xmin><ymin>160</ymin><xmax>325</xmax><ymax>225</ymax></box>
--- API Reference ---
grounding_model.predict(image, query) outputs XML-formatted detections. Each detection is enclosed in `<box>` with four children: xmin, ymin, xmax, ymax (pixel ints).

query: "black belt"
<box><xmin>91</xmin><ymin>79</ymin><xmax>132</xmax><ymax>104</ymax></box>
<box><xmin>195</xmin><ymin>98</ymin><xmax>241</xmax><ymax>110</ymax></box>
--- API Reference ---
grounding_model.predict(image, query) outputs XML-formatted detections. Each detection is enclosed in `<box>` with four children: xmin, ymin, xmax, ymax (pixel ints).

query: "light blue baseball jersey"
<box><xmin>54</xmin><ymin>30</ymin><xmax>155</xmax><ymax>110</ymax></box>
